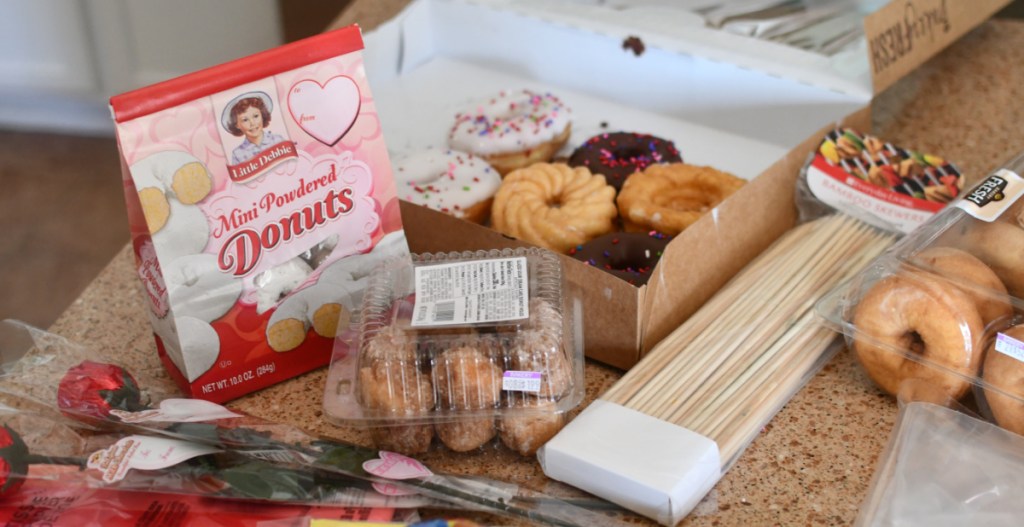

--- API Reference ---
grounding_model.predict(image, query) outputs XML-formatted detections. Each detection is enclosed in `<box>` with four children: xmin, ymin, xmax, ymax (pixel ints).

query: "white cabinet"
<box><xmin>0</xmin><ymin>0</ymin><xmax>283</xmax><ymax>135</ymax></box>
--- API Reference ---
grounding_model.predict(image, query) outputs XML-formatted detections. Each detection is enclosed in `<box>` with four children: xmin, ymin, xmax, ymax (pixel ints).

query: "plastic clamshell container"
<box><xmin>817</xmin><ymin>156</ymin><xmax>1024</xmax><ymax>435</ymax></box>
<box><xmin>323</xmin><ymin>247</ymin><xmax>584</xmax><ymax>454</ymax></box>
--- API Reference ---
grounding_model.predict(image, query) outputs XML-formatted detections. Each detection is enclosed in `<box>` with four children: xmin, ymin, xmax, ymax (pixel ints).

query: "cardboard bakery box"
<box><xmin>354</xmin><ymin>0</ymin><xmax>1002</xmax><ymax>369</ymax></box>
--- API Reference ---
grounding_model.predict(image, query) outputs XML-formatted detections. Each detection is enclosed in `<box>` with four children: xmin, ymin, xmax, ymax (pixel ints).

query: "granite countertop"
<box><xmin>47</xmin><ymin>2</ymin><xmax>1024</xmax><ymax>525</ymax></box>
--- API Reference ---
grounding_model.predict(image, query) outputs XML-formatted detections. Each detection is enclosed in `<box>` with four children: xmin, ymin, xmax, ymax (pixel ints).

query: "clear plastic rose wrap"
<box><xmin>0</xmin><ymin>320</ymin><xmax>624</xmax><ymax>527</ymax></box>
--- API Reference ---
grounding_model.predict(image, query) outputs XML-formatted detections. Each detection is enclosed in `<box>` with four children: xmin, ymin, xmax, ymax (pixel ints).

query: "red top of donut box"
<box><xmin>110</xmin><ymin>25</ymin><xmax>411</xmax><ymax>402</ymax></box>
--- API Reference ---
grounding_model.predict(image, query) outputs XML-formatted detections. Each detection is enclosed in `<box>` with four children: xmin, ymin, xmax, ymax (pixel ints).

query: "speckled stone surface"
<box><xmin>46</xmin><ymin>6</ymin><xmax>1024</xmax><ymax>527</ymax></box>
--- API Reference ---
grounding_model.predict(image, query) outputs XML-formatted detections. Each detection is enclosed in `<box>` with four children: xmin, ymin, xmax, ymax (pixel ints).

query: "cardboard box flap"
<box><xmin>368</xmin><ymin>0</ymin><xmax>867</xmax><ymax>150</ymax></box>
<box><xmin>865</xmin><ymin>0</ymin><xmax>1010</xmax><ymax>93</ymax></box>
<box><xmin>641</xmin><ymin>106</ymin><xmax>873</xmax><ymax>356</ymax></box>
<box><xmin>473</xmin><ymin>0</ymin><xmax>1009</xmax><ymax>103</ymax></box>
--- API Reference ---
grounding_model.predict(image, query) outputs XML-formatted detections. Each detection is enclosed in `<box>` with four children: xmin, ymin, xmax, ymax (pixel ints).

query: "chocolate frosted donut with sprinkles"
<box><xmin>570</xmin><ymin>231</ymin><xmax>671</xmax><ymax>286</ymax></box>
<box><xmin>448</xmin><ymin>89</ymin><xmax>572</xmax><ymax>176</ymax></box>
<box><xmin>392</xmin><ymin>148</ymin><xmax>501</xmax><ymax>224</ymax></box>
<box><xmin>568</xmin><ymin>132</ymin><xmax>682</xmax><ymax>192</ymax></box>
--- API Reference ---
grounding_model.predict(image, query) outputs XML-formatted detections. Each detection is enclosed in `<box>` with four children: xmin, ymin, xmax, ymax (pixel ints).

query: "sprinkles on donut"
<box><xmin>448</xmin><ymin>89</ymin><xmax>572</xmax><ymax>175</ymax></box>
<box><xmin>569</xmin><ymin>230</ymin><xmax>671</xmax><ymax>286</ymax></box>
<box><xmin>568</xmin><ymin>132</ymin><xmax>682</xmax><ymax>192</ymax></box>
<box><xmin>392</xmin><ymin>148</ymin><xmax>501</xmax><ymax>224</ymax></box>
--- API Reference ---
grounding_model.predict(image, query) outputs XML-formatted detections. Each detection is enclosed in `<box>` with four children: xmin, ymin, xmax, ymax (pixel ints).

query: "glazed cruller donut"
<box><xmin>324</xmin><ymin>248</ymin><xmax>584</xmax><ymax>456</ymax></box>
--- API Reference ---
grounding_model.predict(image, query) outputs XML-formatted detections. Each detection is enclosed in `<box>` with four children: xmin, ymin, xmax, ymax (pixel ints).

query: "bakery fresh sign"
<box><xmin>865</xmin><ymin>0</ymin><xmax>1011</xmax><ymax>93</ymax></box>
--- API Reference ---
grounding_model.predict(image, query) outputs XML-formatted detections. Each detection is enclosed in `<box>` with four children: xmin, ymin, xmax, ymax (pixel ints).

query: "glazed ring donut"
<box><xmin>981</xmin><ymin>324</ymin><xmax>1024</xmax><ymax>435</ymax></box>
<box><xmin>491</xmin><ymin>163</ymin><xmax>617</xmax><ymax>253</ymax></box>
<box><xmin>940</xmin><ymin>219</ymin><xmax>1024</xmax><ymax>298</ymax></box>
<box><xmin>851</xmin><ymin>270</ymin><xmax>985</xmax><ymax>399</ymax></box>
<box><xmin>570</xmin><ymin>231</ymin><xmax>672</xmax><ymax>286</ymax></box>
<box><xmin>616</xmin><ymin>163</ymin><xmax>745</xmax><ymax>235</ymax></box>
<box><xmin>393</xmin><ymin>149</ymin><xmax>502</xmax><ymax>224</ymax></box>
<box><xmin>910</xmin><ymin>246</ymin><xmax>1012</xmax><ymax>328</ymax></box>
<box><xmin>568</xmin><ymin>132</ymin><xmax>682</xmax><ymax>192</ymax></box>
<box><xmin>448</xmin><ymin>89</ymin><xmax>571</xmax><ymax>175</ymax></box>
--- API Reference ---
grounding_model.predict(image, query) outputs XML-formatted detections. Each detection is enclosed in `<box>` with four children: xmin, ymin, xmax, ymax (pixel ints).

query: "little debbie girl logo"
<box><xmin>221</xmin><ymin>91</ymin><xmax>298</xmax><ymax>183</ymax></box>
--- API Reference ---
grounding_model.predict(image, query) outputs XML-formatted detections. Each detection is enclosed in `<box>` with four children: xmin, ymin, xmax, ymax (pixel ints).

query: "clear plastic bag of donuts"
<box><xmin>322</xmin><ymin>247</ymin><xmax>585</xmax><ymax>456</ymax></box>
<box><xmin>817</xmin><ymin>152</ymin><xmax>1024</xmax><ymax>435</ymax></box>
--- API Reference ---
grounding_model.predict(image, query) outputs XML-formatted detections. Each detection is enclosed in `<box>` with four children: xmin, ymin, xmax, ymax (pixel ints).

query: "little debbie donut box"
<box><xmin>110</xmin><ymin>26</ymin><xmax>409</xmax><ymax>402</ymax></box>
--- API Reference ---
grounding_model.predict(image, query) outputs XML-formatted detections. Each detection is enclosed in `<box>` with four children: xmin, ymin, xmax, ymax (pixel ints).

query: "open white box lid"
<box><xmin>360</xmin><ymin>0</ymin><xmax>870</xmax><ymax>151</ymax></box>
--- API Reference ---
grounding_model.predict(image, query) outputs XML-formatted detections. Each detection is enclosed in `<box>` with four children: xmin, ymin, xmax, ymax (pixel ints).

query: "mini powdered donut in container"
<box><xmin>324</xmin><ymin>247</ymin><xmax>584</xmax><ymax>456</ymax></box>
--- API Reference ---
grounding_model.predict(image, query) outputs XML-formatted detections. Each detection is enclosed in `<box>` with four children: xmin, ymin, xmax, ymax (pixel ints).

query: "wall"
<box><xmin>0</xmin><ymin>0</ymin><xmax>283</xmax><ymax>135</ymax></box>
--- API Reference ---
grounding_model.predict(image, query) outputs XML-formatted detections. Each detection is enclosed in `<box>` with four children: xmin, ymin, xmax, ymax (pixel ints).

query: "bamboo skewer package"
<box><xmin>540</xmin><ymin>129</ymin><xmax>964</xmax><ymax>526</ymax></box>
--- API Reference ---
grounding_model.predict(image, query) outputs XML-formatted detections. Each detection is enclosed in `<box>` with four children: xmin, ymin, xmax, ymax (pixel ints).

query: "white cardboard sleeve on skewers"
<box><xmin>539</xmin><ymin>400</ymin><xmax>720</xmax><ymax>526</ymax></box>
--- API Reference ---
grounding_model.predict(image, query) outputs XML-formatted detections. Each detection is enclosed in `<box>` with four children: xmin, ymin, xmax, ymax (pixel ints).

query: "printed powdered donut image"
<box><xmin>980</xmin><ymin>324</ymin><xmax>1024</xmax><ymax>436</ymax></box>
<box><xmin>909</xmin><ymin>246</ymin><xmax>1013</xmax><ymax>329</ymax></box>
<box><xmin>266</xmin><ymin>279</ymin><xmax>360</xmax><ymax>352</ymax></box>
<box><xmin>851</xmin><ymin>269</ymin><xmax>985</xmax><ymax>399</ymax></box>
<box><xmin>393</xmin><ymin>148</ymin><xmax>502</xmax><ymax>224</ymax></box>
<box><xmin>569</xmin><ymin>231</ymin><xmax>671</xmax><ymax>286</ymax></box>
<box><xmin>163</xmin><ymin>254</ymin><xmax>243</xmax><ymax>324</ymax></box>
<box><xmin>448</xmin><ymin>89</ymin><xmax>571</xmax><ymax>175</ymax></box>
<box><xmin>175</xmin><ymin>316</ymin><xmax>221</xmax><ymax>382</ymax></box>
<box><xmin>151</xmin><ymin>199</ymin><xmax>210</xmax><ymax>262</ymax></box>
<box><xmin>568</xmin><ymin>131</ymin><xmax>682</xmax><ymax>193</ymax></box>
<box><xmin>131</xmin><ymin>151</ymin><xmax>213</xmax><ymax>233</ymax></box>
<box><xmin>491</xmin><ymin>163</ymin><xmax>617</xmax><ymax>253</ymax></box>
<box><xmin>617</xmin><ymin>163</ymin><xmax>745</xmax><ymax>235</ymax></box>
<box><xmin>150</xmin><ymin>314</ymin><xmax>220</xmax><ymax>382</ymax></box>
<box><xmin>263</xmin><ymin>231</ymin><xmax>410</xmax><ymax>351</ymax></box>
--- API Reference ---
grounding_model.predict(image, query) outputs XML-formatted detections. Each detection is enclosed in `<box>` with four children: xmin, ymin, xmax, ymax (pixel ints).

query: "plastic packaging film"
<box><xmin>817</xmin><ymin>152</ymin><xmax>1024</xmax><ymax>436</ymax></box>
<box><xmin>857</xmin><ymin>401</ymin><xmax>1024</xmax><ymax>526</ymax></box>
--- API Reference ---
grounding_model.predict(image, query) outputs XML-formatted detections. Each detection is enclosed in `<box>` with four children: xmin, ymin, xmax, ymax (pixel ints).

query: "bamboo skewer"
<box><xmin>601</xmin><ymin>220</ymin><xmax>821</xmax><ymax>405</ymax></box>
<box><xmin>598</xmin><ymin>213</ymin><xmax>897</xmax><ymax>469</ymax></box>
<box><xmin>665</xmin><ymin>221</ymin><xmax>885</xmax><ymax>424</ymax></box>
<box><xmin>629</xmin><ymin>216</ymin><xmax>863</xmax><ymax>416</ymax></box>
<box><xmin>611</xmin><ymin>218</ymin><xmax>838</xmax><ymax>409</ymax></box>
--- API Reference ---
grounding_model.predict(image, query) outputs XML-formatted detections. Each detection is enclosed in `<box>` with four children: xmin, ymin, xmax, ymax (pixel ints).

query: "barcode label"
<box><xmin>434</xmin><ymin>301</ymin><xmax>455</xmax><ymax>322</ymax></box>
<box><xmin>411</xmin><ymin>257</ymin><xmax>530</xmax><ymax>327</ymax></box>
<box><xmin>995</xmin><ymin>332</ymin><xmax>1024</xmax><ymax>363</ymax></box>
<box><xmin>502</xmin><ymin>371</ymin><xmax>542</xmax><ymax>393</ymax></box>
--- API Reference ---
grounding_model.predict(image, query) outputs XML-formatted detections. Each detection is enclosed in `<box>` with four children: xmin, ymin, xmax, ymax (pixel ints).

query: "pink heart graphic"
<box><xmin>287</xmin><ymin>76</ymin><xmax>361</xmax><ymax>146</ymax></box>
<box><xmin>362</xmin><ymin>451</ymin><xmax>433</xmax><ymax>480</ymax></box>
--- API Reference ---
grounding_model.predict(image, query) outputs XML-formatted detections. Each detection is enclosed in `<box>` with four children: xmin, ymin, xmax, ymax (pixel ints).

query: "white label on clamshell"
<box><xmin>995</xmin><ymin>333</ymin><xmax>1024</xmax><ymax>363</ymax></box>
<box><xmin>411</xmin><ymin>257</ymin><xmax>529</xmax><ymax>327</ymax></box>
<box><xmin>502</xmin><ymin>370</ymin><xmax>543</xmax><ymax>393</ymax></box>
<box><xmin>956</xmin><ymin>169</ymin><xmax>1024</xmax><ymax>222</ymax></box>
<box><xmin>87</xmin><ymin>436</ymin><xmax>220</xmax><ymax>483</ymax></box>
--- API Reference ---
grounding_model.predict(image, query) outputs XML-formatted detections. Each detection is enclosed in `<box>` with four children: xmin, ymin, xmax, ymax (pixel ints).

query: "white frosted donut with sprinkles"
<box><xmin>393</xmin><ymin>149</ymin><xmax>502</xmax><ymax>224</ymax></box>
<box><xmin>448</xmin><ymin>89</ymin><xmax>572</xmax><ymax>175</ymax></box>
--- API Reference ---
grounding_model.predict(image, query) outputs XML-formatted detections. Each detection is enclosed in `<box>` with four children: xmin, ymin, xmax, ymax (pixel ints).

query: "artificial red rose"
<box><xmin>57</xmin><ymin>361</ymin><xmax>148</xmax><ymax>422</ymax></box>
<box><xmin>0</xmin><ymin>425</ymin><xmax>29</xmax><ymax>498</ymax></box>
